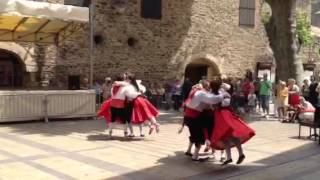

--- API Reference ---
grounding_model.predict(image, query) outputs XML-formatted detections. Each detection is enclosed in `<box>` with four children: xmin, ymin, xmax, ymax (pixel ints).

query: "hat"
<box><xmin>105</xmin><ymin>77</ymin><xmax>111</xmax><ymax>81</ymax></box>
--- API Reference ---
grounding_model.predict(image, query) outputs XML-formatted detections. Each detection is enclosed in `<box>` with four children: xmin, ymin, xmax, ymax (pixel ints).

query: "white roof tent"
<box><xmin>0</xmin><ymin>0</ymin><xmax>89</xmax><ymax>44</ymax></box>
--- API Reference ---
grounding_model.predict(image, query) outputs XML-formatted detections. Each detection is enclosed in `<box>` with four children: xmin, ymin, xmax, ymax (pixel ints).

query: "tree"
<box><xmin>264</xmin><ymin>0</ymin><xmax>304</xmax><ymax>85</ymax></box>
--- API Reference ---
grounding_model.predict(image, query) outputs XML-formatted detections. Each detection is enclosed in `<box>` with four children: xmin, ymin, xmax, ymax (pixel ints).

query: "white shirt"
<box><xmin>219</xmin><ymin>89</ymin><xmax>231</xmax><ymax>107</ymax></box>
<box><xmin>187</xmin><ymin>90</ymin><xmax>223</xmax><ymax>111</ymax></box>
<box><xmin>138</xmin><ymin>83</ymin><xmax>146</xmax><ymax>93</ymax></box>
<box><xmin>111</xmin><ymin>83</ymin><xmax>141</xmax><ymax>100</ymax></box>
<box><xmin>123</xmin><ymin>84</ymin><xmax>141</xmax><ymax>101</ymax></box>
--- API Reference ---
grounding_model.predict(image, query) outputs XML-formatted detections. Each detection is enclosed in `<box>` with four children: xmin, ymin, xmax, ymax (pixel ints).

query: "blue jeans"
<box><xmin>260</xmin><ymin>95</ymin><xmax>270</xmax><ymax>114</ymax></box>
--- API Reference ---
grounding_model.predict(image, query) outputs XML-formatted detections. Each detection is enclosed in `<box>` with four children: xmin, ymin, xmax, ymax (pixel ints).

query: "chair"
<box><xmin>298</xmin><ymin>112</ymin><xmax>318</xmax><ymax>141</ymax></box>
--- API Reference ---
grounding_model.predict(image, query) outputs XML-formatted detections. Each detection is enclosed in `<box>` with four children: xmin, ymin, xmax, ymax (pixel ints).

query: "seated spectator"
<box><xmin>298</xmin><ymin>97</ymin><xmax>315</xmax><ymax>123</ymax></box>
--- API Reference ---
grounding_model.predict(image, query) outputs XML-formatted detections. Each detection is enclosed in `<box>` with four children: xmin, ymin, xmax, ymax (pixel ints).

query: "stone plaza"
<box><xmin>0</xmin><ymin>111</ymin><xmax>319</xmax><ymax>180</ymax></box>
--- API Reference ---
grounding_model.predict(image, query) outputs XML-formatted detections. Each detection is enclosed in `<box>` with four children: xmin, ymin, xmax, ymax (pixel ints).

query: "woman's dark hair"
<box><xmin>115</xmin><ymin>73</ymin><xmax>125</xmax><ymax>81</ymax></box>
<box><xmin>127</xmin><ymin>73</ymin><xmax>139</xmax><ymax>91</ymax></box>
<box><xmin>210</xmin><ymin>78</ymin><xmax>222</xmax><ymax>95</ymax></box>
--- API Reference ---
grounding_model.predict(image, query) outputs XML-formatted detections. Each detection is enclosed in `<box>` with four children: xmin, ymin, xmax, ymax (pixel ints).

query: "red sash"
<box><xmin>184</xmin><ymin>108</ymin><xmax>201</xmax><ymax>118</ymax></box>
<box><xmin>110</xmin><ymin>85</ymin><xmax>125</xmax><ymax>108</ymax></box>
<box><xmin>182</xmin><ymin>89</ymin><xmax>199</xmax><ymax>108</ymax></box>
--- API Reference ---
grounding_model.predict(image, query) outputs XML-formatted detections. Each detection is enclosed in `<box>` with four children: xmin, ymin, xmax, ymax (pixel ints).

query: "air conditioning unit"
<box><xmin>64</xmin><ymin>0</ymin><xmax>91</xmax><ymax>7</ymax></box>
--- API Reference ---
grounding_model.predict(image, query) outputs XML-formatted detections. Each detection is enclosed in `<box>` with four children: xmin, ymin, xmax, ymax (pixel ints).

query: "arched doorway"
<box><xmin>0</xmin><ymin>50</ymin><xmax>23</xmax><ymax>88</ymax></box>
<box><xmin>184</xmin><ymin>58</ymin><xmax>220</xmax><ymax>84</ymax></box>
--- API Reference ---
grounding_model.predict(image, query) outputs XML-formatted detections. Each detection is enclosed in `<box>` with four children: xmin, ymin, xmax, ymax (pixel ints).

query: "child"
<box><xmin>247</xmin><ymin>90</ymin><xmax>257</xmax><ymax>114</ymax></box>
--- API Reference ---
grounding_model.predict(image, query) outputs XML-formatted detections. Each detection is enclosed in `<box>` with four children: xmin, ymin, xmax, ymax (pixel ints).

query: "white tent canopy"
<box><xmin>0</xmin><ymin>0</ymin><xmax>89</xmax><ymax>43</ymax></box>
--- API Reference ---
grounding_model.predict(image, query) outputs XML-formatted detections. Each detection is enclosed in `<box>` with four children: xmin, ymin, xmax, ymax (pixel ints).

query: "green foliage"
<box><xmin>261</xmin><ymin>11</ymin><xmax>270</xmax><ymax>26</ymax></box>
<box><xmin>296</xmin><ymin>12</ymin><xmax>314</xmax><ymax>46</ymax></box>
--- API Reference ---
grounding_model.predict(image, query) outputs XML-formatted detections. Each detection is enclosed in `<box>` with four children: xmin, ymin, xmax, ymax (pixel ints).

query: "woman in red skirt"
<box><xmin>210</xmin><ymin>80</ymin><xmax>255</xmax><ymax>165</ymax></box>
<box><xmin>98</xmin><ymin>74</ymin><xmax>160</xmax><ymax>136</ymax></box>
<box><xmin>127</xmin><ymin>75</ymin><xmax>160</xmax><ymax>135</ymax></box>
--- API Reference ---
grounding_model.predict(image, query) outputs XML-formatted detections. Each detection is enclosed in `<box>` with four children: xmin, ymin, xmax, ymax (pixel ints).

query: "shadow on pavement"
<box><xmin>87</xmin><ymin>134</ymin><xmax>152</xmax><ymax>142</ymax></box>
<box><xmin>0</xmin><ymin>110</ymin><xmax>183</xmax><ymax>136</ymax></box>
<box><xmin>104</xmin><ymin>142</ymin><xmax>320</xmax><ymax>180</ymax></box>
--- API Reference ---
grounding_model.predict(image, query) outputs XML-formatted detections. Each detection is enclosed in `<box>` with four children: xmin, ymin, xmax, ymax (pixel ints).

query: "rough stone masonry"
<box><xmin>4</xmin><ymin>0</ymin><xmax>273</xmax><ymax>88</ymax></box>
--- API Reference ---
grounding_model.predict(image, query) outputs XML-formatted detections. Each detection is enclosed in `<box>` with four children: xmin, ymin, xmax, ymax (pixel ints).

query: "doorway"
<box><xmin>185</xmin><ymin>64</ymin><xmax>208</xmax><ymax>84</ymax></box>
<box><xmin>0</xmin><ymin>50</ymin><xmax>23</xmax><ymax>88</ymax></box>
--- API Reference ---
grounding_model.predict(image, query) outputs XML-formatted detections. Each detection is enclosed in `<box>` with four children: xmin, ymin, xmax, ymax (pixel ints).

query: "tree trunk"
<box><xmin>265</xmin><ymin>0</ymin><xmax>304</xmax><ymax>86</ymax></box>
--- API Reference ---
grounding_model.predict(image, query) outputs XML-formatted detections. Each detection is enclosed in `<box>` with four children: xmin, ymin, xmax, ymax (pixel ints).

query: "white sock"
<box><xmin>128</xmin><ymin>123</ymin><xmax>134</xmax><ymax>135</ymax></box>
<box><xmin>139</xmin><ymin>125</ymin><xmax>143</xmax><ymax>135</ymax></box>
<box><xmin>109</xmin><ymin>123</ymin><xmax>114</xmax><ymax>135</ymax></box>
<box><xmin>192</xmin><ymin>146</ymin><xmax>200</xmax><ymax>160</ymax></box>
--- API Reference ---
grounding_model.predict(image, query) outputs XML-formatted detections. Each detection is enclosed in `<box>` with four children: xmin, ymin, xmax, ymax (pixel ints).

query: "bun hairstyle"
<box><xmin>127</xmin><ymin>73</ymin><xmax>139</xmax><ymax>91</ymax></box>
<box><xmin>210</xmin><ymin>78</ymin><xmax>222</xmax><ymax>95</ymax></box>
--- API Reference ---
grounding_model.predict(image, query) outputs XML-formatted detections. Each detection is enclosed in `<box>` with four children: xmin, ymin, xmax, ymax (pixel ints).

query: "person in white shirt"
<box><xmin>109</xmin><ymin>74</ymin><xmax>141</xmax><ymax>137</ymax></box>
<box><xmin>183</xmin><ymin>80</ymin><xmax>224</xmax><ymax>161</ymax></box>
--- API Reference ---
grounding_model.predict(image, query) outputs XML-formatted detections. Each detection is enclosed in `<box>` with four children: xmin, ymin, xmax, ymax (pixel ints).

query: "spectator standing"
<box><xmin>309</xmin><ymin>75</ymin><xmax>319</xmax><ymax>107</ymax></box>
<box><xmin>91</xmin><ymin>80</ymin><xmax>102</xmax><ymax>105</ymax></box>
<box><xmin>259</xmin><ymin>74</ymin><xmax>272</xmax><ymax>118</ymax></box>
<box><xmin>301</xmin><ymin>79</ymin><xmax>310</xmax><ymax>101</ymax></box>
<box><xmin>253</xmin><ymin>77</ymin><xmax>262</xmax><ymax>112</ymax></box>
<box><xmin>171</xmin><ymin>79</ymin><xmax>182</xmax><ymax>111</ymax></box>
<box><xmin>288</xmin><ymin>78</ymin><xmax>300</xmax><ymax>108</ymax></box>
<box><xmin>242</xmin><ymin>77</ymin><xmax>254</xmax><ymax>112</ymax></box>
<box><xmin>276</xmin><ymin>81</ymin><xmax>289</xmax><ymax>121</ymax></box>
<box><xmin>247</xmin><ymin>90</ymin><xmax>257</xmax><ymax>114</ymax></box>
<box><xmin>102</xmin><ymin>77</ymin><xmax>112</xmax><ymax>101</ymax></box>
<box><xmin>155</xmin><ymin>83</ymin><xmax>165</xmax><ymax>109</ymax></box>
<box><xmin>81</xmin><ymin>77</ymin><xmax>90</xmax><ymax>90</ymax></box>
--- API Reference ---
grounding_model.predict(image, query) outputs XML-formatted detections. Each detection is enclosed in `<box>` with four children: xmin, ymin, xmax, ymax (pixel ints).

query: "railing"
<box><xmin>0</xmin><ymin>90</ymin><xmax>96</xmax><ymax>122</ymax></box>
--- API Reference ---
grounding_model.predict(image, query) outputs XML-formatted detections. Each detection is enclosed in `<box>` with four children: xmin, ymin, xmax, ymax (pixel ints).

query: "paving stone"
<box><xmin>0</xmin><ymin>111</ymin><xmax>319</xmax><ymax>179</ymax></box>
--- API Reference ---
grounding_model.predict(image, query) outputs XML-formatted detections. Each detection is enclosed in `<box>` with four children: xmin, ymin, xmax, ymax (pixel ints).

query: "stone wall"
<box><xmin>28</xmin><ymin>0</ymin><xmax>272</xmax><ymax>88</ymax></box>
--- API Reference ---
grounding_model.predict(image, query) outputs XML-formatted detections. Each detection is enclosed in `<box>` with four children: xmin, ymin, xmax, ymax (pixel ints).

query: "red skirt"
<box><xmin>97</xmin><ymin>99</ymin><xmax>124</xmax><ymax>125</ymax></box>
<box><xmin>210</xmin><ymin>108</ymin><xmax>255</xmax><ymax>150</ymax></box>
<box><xmin>131</xmin><ymin>97</ymin><xmax>159</xmax><ymax>124</ymax></box>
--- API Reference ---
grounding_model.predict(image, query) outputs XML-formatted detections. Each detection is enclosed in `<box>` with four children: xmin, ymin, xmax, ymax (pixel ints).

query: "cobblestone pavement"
<box><xmin>0</xmin><ymin>110</ymin><xmax>319</xmax><ymax>180</ymax></box>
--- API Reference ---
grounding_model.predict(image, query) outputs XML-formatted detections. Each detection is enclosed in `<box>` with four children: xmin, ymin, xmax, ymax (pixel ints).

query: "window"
<box><xmin>141</xmin><ymin>0</ymin><xmax>162</xmax><ymax>20</ymax></box>
<box><xmin>239</xmin><ymin>0</ymin><xmax>256</xmax><ymax>27</ymax></box>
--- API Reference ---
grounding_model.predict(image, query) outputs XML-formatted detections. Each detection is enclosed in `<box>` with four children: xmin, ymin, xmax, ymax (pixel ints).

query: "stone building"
<box><xmin>0</xmin><ymin>0</ymin><xmax>273</xmax><ymax>89</ymax></box>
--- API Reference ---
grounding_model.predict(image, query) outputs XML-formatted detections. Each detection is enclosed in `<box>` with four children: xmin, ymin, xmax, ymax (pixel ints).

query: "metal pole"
<box><xmin>89</xmin><ymin>1</ymin><xmax>94</xmax><ymax>88</ymax></box>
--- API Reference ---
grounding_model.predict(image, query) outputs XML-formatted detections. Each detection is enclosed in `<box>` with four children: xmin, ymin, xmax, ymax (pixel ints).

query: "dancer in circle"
<box><xmin>209</xmin><ymin>79</ymin><xmax>255</xmax><ymax>165</ymax></box>
<box><xmin>182</xmin><ymin>80</ymin><xmax>224</xmax><ymax>161</ymax></box>
<box><xmin>97</xmin><ymin>73</ymin><xmax>141</xmax><ymax>137</ymax></box>
<box><xmin>125</xmin><ymin>74</ymin><xmax>160</xmax><ymax>135</ymax></box>
<box><xmin>98</xmin><ymin>73</ymin><xmax>160</xmax><ymax>137</ymax></box>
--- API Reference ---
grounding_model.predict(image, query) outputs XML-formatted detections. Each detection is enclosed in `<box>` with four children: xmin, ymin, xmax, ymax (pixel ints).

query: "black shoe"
<box><xmin>140</xmin><ymin>134</ymin><xmax>145</xmax><ymax>137</ymax></box>
<box><xmin>185</xmin><ymin>152</ymin><xmax>192</xmax><ymax>156</ymax></box>
<box><xmin>236</xmin><ymin>155</ymin><xmax>245</xmax><ymax>164</ymax></box>
<box><xmin>128</xmin><ymin>134</ymin><xmax>135</xmax><ymax>138</ymax></box>
<box><xmin>192</xmin><ymin>157</ymin><xmax>209</xmax><ymax>162</ymax></box>
<box><xmin>222</xmin><ymin>159</ymin><xmax>233</xmax><ymax>166</ymax></box>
